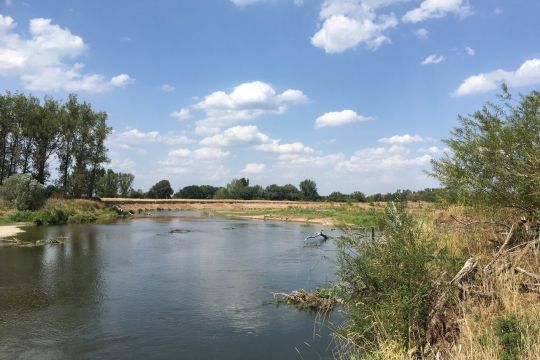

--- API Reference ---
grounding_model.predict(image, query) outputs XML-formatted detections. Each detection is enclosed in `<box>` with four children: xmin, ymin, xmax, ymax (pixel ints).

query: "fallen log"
<box><xmin>484</xmin><ymin>224</ymin><xmax>515</xmax><ymax>273</ymax></box>
<box><xmin>514</xmin><ymin>267</ymin><xmax>540</xmax><ymax>282</ymax></box>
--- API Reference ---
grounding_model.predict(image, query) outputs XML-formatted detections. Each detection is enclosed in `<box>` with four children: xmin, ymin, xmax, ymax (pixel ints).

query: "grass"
<box><xmin>218</xmin><ymin>203</ymin><xmax>386</xmax><ymax>227</ymax></box>
<box><xmin>331</xmin><ymin>203</ymin><xmax>540</xmax><ymax>359</ymax></box>
<box><xmin>0</xmin><ymin>198</ymin><xmax>131</xmax><ymax>226</ymax></box>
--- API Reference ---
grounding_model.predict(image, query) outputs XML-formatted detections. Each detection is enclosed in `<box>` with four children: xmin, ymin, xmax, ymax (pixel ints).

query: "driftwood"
<box><xmin>514</xmin><ymin>267</ymin><xmax>540</xmax><ymax>282</ymax></box>
<box><xmin>484</xmin><ymin>224</ymin><xmax>515</xmax><ymax>273</ymax></box>
<box><xmin>304</xmin><ymin>231</ymin><xmax>329</xmax><ymax>242</ymax></box>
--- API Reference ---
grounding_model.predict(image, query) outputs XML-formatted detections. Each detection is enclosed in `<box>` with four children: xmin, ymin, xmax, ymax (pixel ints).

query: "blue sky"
<box><xmin>1</xmin><ymin>0</ymin><xmax>539</xmax><ymax>194</ymax></box>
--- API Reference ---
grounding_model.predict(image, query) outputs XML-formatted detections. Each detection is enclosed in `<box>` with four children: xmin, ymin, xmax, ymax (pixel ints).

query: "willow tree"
<box><xmin>431</xmin><ymin>87</ymin><xmax>540</xmax><ymax>215</ymax></box>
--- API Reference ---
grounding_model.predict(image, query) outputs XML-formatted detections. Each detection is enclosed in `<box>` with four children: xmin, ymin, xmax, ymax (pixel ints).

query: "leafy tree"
<box><xmin>431</xmin><ymin>88</ymin><xmax>540</xmax><ymax>214</ymax></box>
<box><xmin>299</xmin><ymin>179</ymin><xmax>319</xmax><ymax>201</ymax></box>
<box><xmin>227</xmin><ymin>178</ymin><xmax>253</xmax><ymax>199</ymax></box>
<box><xmin>0</xmin><ymin>173</ymin><xmax>46</xmax><ymax>210</ymax></box>
<box><xmin>117</xmin><ymin>172</ymin><xmax>135</xmax><ymax>197</ymax></box>
<box><xmin>213</xmin><ymin>187</ymin><xmax>229</xmax><ymax>199</ymax></box>
<box><xmin>96</xmin><ymin>169</ymin><xmax>119</xmax><ymax>197</ymax></box>
<box><xmin>327</xmin><ymin>191</ymin><xmax>348</xmax><ymax>202</ymax></box>
<box><xmin>147</xmin><ymin>180</ymin><xmax>174</xmax><ymax>199</ymax></box>
<box><xmin>350</xmin><ymin>191</ymin><xmax>366</xmax><ymax>202</ymax></box>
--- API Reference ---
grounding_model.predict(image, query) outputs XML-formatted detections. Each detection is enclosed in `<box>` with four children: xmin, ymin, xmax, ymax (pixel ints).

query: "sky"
<box><xmin>1</xmin><ymin>0</ymin><xmax>539</xmax><ymax>195</ymax></box>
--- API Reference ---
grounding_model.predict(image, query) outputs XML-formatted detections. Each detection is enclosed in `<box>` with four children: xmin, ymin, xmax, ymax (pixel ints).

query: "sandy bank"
<box><xmin>0</xmin><ymin>225</ymin><xmax>24</xmax><ymax>239</ymax></box>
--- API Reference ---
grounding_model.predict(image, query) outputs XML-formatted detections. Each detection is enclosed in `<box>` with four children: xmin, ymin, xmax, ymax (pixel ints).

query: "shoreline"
<box><xmin>0</xmin><ymin>225</ymin><xmax>25</xmax><ymax>239</ymax></box>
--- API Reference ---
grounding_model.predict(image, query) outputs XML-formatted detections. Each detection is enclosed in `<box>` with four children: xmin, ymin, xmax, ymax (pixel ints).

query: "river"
<box><xmin>0</xmin><ymin>212</ymin><xmax>340</xmax><ymax>359</ymax></box>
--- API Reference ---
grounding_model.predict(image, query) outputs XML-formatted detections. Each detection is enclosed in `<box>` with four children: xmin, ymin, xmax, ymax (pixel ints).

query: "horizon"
<box><xmin>1</xmin><ymin>0</ymin><xmax>539</xmax><ymax>194</ymax></box>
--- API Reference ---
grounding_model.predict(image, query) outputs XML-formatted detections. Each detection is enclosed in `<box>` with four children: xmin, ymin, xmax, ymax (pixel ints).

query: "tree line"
<box><xmin>0</xmin><ymin>92</ymin><xmax>112</xmax><ymax>198</ymax></box>
<box><xmin>123</xmin><ymin>176</ymin><xmax>445</xmax><ymax>203</ymax></box>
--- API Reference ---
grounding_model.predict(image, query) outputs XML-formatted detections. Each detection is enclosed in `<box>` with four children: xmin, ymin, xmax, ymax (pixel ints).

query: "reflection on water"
<box><xmin>0</xmin><ymin>212</ymin><xmax>340</xmax><ymax>359</ymax></box>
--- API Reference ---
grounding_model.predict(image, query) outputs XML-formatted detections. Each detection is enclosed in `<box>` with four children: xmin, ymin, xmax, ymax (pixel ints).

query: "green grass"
<box><xmin>218</xmin><ymin>204</ymin><xmax>384</xmax><ymax>227</ymax></box>
<box><xmin>0</xmin><ymin>198</ymin><xmax>131</xmax><ymax>225</ymax></box>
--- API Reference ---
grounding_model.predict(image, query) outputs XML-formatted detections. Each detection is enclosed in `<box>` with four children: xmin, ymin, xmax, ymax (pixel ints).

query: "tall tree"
<box><xmin>117</xmin><ymin>172</ymin><xmax>135</xmax><ymax>198</ymax></box>
<box><xmin>299</xmin><ymin>179</ymin><xmax>319</xmax><ymax>201</ymax></box>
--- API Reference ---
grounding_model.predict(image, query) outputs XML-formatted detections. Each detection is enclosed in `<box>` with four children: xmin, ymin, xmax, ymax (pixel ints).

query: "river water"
<box><xmin>0</xmin><ymin>212</ymin><xmax>340</xmax><ymax>359</ymax></box>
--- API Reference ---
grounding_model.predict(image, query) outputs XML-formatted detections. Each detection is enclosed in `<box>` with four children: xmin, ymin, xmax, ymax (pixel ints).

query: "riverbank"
<box><xmin>0</xmin><ymin>198</ymin><xmax>131</xmax><ymax>226</ymax></box>
<box><xmin>101</xmin><ymin>198</ymin><xmax>435</xmax><ymax>227</ymax></box>
<box><xmin>0</xmin><ymin>225</ymin><xmax>24</xmax><ymax>238</ymax></box>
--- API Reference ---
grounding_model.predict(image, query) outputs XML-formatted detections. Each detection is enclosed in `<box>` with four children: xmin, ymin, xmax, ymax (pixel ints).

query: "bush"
<box><xmin>495</xmin><ymin>314</ymin><xmax>523</xmax><ymax>360</ymax></box>
<box><xmin>0</xmin><ymin>173</ymin><xmax>46</xmax><ymax>210</ymax></box>
<box><xmin>335</xmin><ymin>202</ymin><xmax>460</xmax><ymax>351</ymax></box>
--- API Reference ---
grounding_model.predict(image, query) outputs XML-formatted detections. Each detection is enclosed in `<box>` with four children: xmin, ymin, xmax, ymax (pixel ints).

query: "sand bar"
<box><xmin>0</xmin><ymin>225</ymin><xmax>24</xmax><ymax>239</ymax></box>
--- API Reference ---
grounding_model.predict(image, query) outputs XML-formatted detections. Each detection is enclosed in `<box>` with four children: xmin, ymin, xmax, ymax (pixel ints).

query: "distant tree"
<box><xmin>147</xmin><ymin>180</ymin><xmax>174</xmax><ymax>199</ymax></box>
<box><xmin>327</xmin><ymin>191</ymin><xmax>348</xmax><ymax>202</ymax></box>
<box><xmin>213</xmin><ymin>187</ymin><xmax>229</xmax><ymax>199</ymax></box>
<box><xmin>117</xmin><ymin>173</ymin><xmax>135</xmax><ymax>197</ymax></box>
<box><xmin>129</xmin><ymin>188</ymin><xmax>145</xmax><ymax>198</ymax></box>
<box><xmin>175</xmin><ymin>185</ymin><xmax>204</xmax><ymax>199</ymax></box>
<box><xmin>96</xmin><ymin>169</ymin><xmax>119</xmax><ymax>197</ymax></box>
<box><xmin>0</xmin><ymin>173</ymin><xmax>46</xmax><ymax>210</ymax></box>
<box><xmin>431</xmin><ymin>87</ymin><xmax>540</xmax><ymax>214</ymax></box>
<box><xmin>281</xmin><ymin>184</ymin><xmax>301</xmax><ymax>201</ymax></box>
<box><xmin>227</xmin><ymin>178</ymin><xmax>253</xmax><ymax>199</ymax></box>
<box><xmin>299</xmin><ymin>179</ymin><xmax>319</xmax><ymax>201</ymax></box>
<box><xmin>350</xmin><ymin>191</ymin><xmax>366</xmax><ymax>202</ymax></box>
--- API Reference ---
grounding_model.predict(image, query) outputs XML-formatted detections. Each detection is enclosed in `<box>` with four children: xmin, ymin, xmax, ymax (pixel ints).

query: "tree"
<box><xmin>350</xmin><ymin>191</ymin><xmax>366</xmax><ymax>202</ymax></box>
<box><xmin>431</xmin><ymin>88</ymin><xmax>540</xmax><ymax>215</ymax></box>
<box><xmin>147</xmin><ymin>180</ymin><xmax>173</xmax><ymax>199</ymax></box>
<box><xmin>299</xmin><ymin>179</ymin><xmax>319</xmax><ymax>201</ymax></box>
<box><xmin>328</xmin><ymin>191</ymin><xmax>348</xmax><ymax>202</ymax></box>
<box><xmin>96</xmin><ymin>169</ymin><xmax>119</xmax><ymax>197</ymax></box>
<box><xmin>117</xmin><ymin>173</ymin><xmax>135</xmax><ymax>197</ymax></box>
<box><xmin>227</xmin><ymin>178</ymin><xmax>254</xmax><ymax>199</ymax></box>
<box><xmin>0</xmin><ymin>173</ymin><xmax>46</xmax><ymax>210</ymax></box>
<box><xmin>213</xmin><ymin>187</ymin><xmax>229</xmax><ymax>199</ymax></box>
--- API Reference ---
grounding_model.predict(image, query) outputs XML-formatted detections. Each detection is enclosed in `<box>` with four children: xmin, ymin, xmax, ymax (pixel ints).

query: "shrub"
<box><xmin>494</xmin><ymin>314</ymin><xmax>523</xmax><ymax>360</ymax></box>
<box><xmin>0</xmin><ymin>173</ymin><xmax>46</xmax><ymax>210</ymax></box>
<box><xmin>335</xmin><ymin>202</ymin><xmax>459</xmax><ymax>352</ymax></box>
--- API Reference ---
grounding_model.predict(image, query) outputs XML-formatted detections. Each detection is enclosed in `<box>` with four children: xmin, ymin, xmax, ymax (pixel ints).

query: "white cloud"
<box><xmin>414</xmin><ymin>28</ymin><xmax>429</xmax><ymax>40</ymax></box>
<box><xmin>168</xmin><ymin>147</ymin><xmax>230</xmax><ymax>160</ymax></box>
<box><xmin>454</xmin><ymin>58</ymin><xmax>540</xmax><ymax>96</ymax></box>
<box><xmin>493</xmin><ymin>8</ymin><xmax>503</xmax><ymax>15</ymax></box>
<box><xmin>240</xmin><ymin>163</ymin><xmax>266</xmax><ymax>174</ymax></box>
<box><xmin>113</xmin><ymin>129</ymin><xmax>193</xmax><ymax>149</ymax></box>
<box><xmin>278</xmin><ymin>145</ymin><xmax>432</xmax><ymax>173</ymax></box>
<box><xmin>311</xmin><ymin>0</ymin><xmax>398</xmax><ymax>53</ymax></box>
<box><xmin>0</xmin><ymin>14</ymin><xmax>132</xmax><ymax>92</ymax></box>
<box><xmin>200</xmin><ymin>125</ymin><xmax>314</xmax><ymax>154</ymax></box>
<box><xmin>402</xmin><ymin>0</ymin><xmax>472</xmax><ymax>23</ymax></box>
<box><xmin>170</xmin><ymin>108</ymin><xmax>191</xmax><ymax>120</ymax></box>
<box><xmin>315</xmin><ymin>109</ymin><xmax>371</xmax><ymax>128</ymax></box>
<box><xmin>421</xmin><ymin>54</ymin><xmax>444</xmax><ymax>65</ymax></box>
<box><xmin>161</xmin><ymin>83</ymin><xmax>175</xmax><ymax>92</ymax></box>
<box><xmin>465</xmin><ymin>46</ymin><xmax>475</xmax><ymax>56</ymax></box>
<box><xmin>191</xmin><ymin>81</ymin><xmax>307</xmax><ymax>128</ymax></box>
<box><xmin>418</xmin><ymin>145</ymin><xmax>447</xmax><ymax>154</ymax></box>
<box><xmin>378</xmin><ymin>133</ymin><xmax>424</xmax><ymax>144</ymax></box>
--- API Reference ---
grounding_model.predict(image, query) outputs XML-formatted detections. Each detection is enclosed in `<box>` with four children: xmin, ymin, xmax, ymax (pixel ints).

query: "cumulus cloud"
<box><xmin>421</xmin><ymin>54</ymin><xmax>444</xmax><ymax>65</ymax></box>
<box><xmin>240</xmin><ymin>163</ymin><xmax>266</xmax><ymax>174</ymax></box>
<box><xmin>113</xmin><ymin>129</ymin><xmax>193</xmax><ymax>149</ymax></box>
<box><xmin>278</xmin><ymin>145</ymin><xmax>431</xmax><ymax>173</ymax></box>
<box><xmin>418</xmin><ymin>145</ymin><xmax>448</xmax><ymax>154</ymax></box>
<box><xmin>168</xmin><ymin>147</ymin><xmax>230</xmax><ymax>160</ymax></box>
<box><xmin>170</xmin><ymin>108</ymin><xmax>191</xmax><ymax>120</ymax></box>
<box><xmin>0</xmin><ymin>14</ymin><xmax>132</xmax><ymax>92</ymax></box>
<box><xmin>200</xmin><ymin>125</ymin><xmax>314</xmax><ymax>154</ymax></box>
<box><xmin>311</xmin><ymin>0</ymin><xmax>398</xmax><ymax>53</ymax></box>
<box><xmin>402</xmin><ymin>0</ymin><xmax>472</xmax><ymax>23</ymax></box>
<box><xmin>161</xmin><ymin>84</ymin><xmax>175</xmax><ymax>92</ymax></box>
<box><xmin>454</xmin><ymin>58</ymin><xmax>540</xmax><ymax>96</ymax></box>
<box><xmin>378</xmin><ymin>134</ymin><xmax>424</xmax><ymax>144</ymax></box>
<box><xmin>414</xmin><ymin>28</ymin><xmax>429</xmax><ymax>40</ymax></box>
<box><xmin>465</xmin><ymin>46</ymin><xmax>475</xmax><ymax>56</ymax></box>
<box><xmin>315</xmin><ymin>109</ymin><xmax>371</xmax><ymax>128</ymax></box>
<box><xmin>186</xmin><ymin>81</ymin><xmax>307</xmax><ymax>129</ymax></box>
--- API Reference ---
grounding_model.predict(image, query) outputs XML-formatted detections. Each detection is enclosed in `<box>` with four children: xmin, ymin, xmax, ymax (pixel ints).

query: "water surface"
<box><xmin>0</xmin><ymin>212</ymin><xmax>339</xmax><ymax>359</ymax></box>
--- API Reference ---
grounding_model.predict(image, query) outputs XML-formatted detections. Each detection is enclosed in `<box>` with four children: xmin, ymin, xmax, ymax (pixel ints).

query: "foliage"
<box><xmin>0</xmin><ymin>92</ymin><xmax>112</xmax><ymax>198</ymax></box>
<box><xmin>213</xmin><ymin>187</ymin><xmax>229</xmax><ymax>199</ymax></box>
<box><xmin>335</xmin><ymin>202</ymin><xmax>459</xmax><ymax>351</ymax></box>
<box><xmin>327</xmin><ymin>191</ymin><xmax>348</xmax><ymax>202</ymax></box>
<box><xmin>175</xmin><ymin>184</ymin><xmax>218</xmax><ymax>199</ymax></box>
<box><xmin>96</xmin><ymin>169</ymin><xmax>135</xmax><ymax>198</ymax></box>
<box><xmin>299</xmin><ymin>179</ymin><xmax>319</xmax><ymax>201</ymax></box>
<box><xmin>147</xmin><ymin>179</ymin><xmax>174</xmax><ymax>199</ymax></box>
<box><xmin>0</xmin><ymin>173</ymin><xmax>46</xmax><ymax>210</ymax></box>
<box><xmin>495</xmin><ymin>314</ymin><xmax>523</xmax><ymax>360</ymax></box>
<box><xmin>350</xmin><ymin>191</ymin><xmax>366</xmax><ymax>202</ymax></box>
<box><xmin>431</xmin><ymin>88</ymin><xmax>540</xmax><ymax>215</ymax></box>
